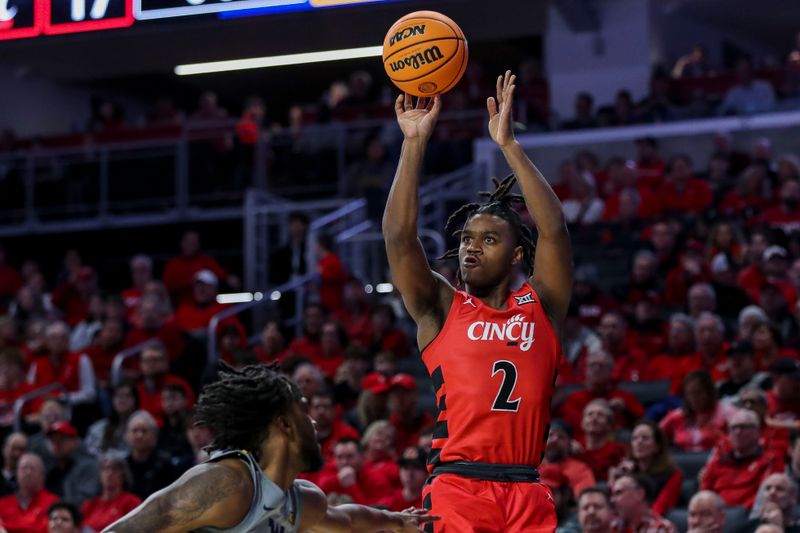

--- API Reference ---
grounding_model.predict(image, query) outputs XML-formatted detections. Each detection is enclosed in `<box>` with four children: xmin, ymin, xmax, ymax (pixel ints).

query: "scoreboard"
<box><xmin>0</xmin><ymin>0</ymin><xmax>398</xmax><ymax>40</ymax></box>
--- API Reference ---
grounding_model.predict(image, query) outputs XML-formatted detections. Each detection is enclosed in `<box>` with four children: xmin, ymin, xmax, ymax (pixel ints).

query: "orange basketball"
<box><xmin>382</xmin><ymin>11</ymin><xmax>468</xmax><ymax>97</ymax></box>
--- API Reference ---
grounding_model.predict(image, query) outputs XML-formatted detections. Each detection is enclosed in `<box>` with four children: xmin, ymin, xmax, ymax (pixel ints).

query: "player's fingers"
<box><xmin>430</xmin><ymin>95</ymin><xmax>442</xmax><ymax>113</ymax></box>
<box><xmin>395</xmin><ymin>94</ymin><xmax>405</xmax><ymax>116</ymax></box>
<box><xmin>416</xmin><ymin>96</ymin><xmax>427</xmax><ymax>110</ymax></box>
<box><xmin>487</xmin><ymin>97</ymin><xmax>498</xmax><ymax>116</ymax></box>
<box><xmin>496</xmin><ymin>75</ymin><xmax>503</xmax><ymax>102</ymax></box>
<box><xmin>415</xmin><ymin>515</ymin><xmax>442</xmax><ymax>522</ymax></box>
<box><xmin>404</xmin><ymin>93</ymin><xmax>413</xmax><ymax>110</ymax></box>
<box><xmin>504</xmin><ymin>69</ymin><xmax>512</xmax><ymax>88</ymax></box>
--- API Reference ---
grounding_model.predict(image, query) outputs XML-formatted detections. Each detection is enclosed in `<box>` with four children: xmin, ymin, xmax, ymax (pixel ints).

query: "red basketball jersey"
<box><xmin>422</xmin><ymin>283</ymin><xmax>560</xmax><ymax>469</ymax></box>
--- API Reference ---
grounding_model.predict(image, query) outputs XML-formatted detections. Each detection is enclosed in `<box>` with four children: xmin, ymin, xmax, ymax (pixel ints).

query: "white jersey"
<box><xmin>195</xmin><ymin>449</ymin><xmax>303</xmax><ymax>533</ymax></box>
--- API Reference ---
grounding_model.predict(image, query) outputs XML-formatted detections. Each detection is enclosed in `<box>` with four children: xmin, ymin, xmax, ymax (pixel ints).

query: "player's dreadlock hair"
<box><xmin>439</xmin><ymin>174</ymin><xmax>535</xmax><ymax>287</ymax></box>
<box><xmin>194</xmin><ymin>362</ymin><xmax>302</xmax><ymax>460</ymax></box>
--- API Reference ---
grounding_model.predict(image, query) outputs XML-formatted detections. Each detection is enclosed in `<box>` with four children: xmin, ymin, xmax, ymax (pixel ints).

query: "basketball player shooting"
<box><xmin>383</xmin><ymin>70</ymin><xmax>572</xmax><ymax>532</ymax></box>
<box><xmin>102</xmin><ymin>364</ymin><xmax>438</xmax><ymax>533</ymax></box>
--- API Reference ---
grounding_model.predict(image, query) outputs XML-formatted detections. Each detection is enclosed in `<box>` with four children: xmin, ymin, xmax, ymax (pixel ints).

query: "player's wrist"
<box><xmin>498</xmin><ymin>139</ymin><xmax>520</xmax><ymax>152</ymax></box>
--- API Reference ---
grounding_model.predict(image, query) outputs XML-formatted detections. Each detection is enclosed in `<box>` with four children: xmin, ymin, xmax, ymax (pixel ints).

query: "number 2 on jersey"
<box><xmin>491</xmin><ymin>360</ymin><xmax>521</xmax><ymax>412</ymax></box>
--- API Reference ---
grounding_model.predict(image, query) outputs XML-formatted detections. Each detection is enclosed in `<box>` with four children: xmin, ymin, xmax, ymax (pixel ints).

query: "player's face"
<box><xmin>293</xmin><ymin>399</ymin><xmax>324</xmax><ymax>473</ymax></box>
<box><xmin>459</xmin><ymin>214</ymin><xmax>522</xmax><ymax>289</ymax></box>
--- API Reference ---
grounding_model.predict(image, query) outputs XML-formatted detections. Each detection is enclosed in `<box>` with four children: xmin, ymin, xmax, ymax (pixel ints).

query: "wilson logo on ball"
<box><xmin>388</xmin><ymin>45</ymin><xmax>444</xmax><ymax>72</ymax></box>
<box><xmin>388</xmin><ymin>25</ymin><xmax>426</xmax><ymax>46</ymax></box>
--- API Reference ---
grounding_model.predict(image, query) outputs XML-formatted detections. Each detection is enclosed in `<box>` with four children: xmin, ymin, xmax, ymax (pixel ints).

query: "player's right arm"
<box><xmin>383</xmin><ymin>94</ymin><xmax>454</xmax><ymax>348</ymax></box>
<box><xmin>102</xmin><ymin>461</ymin><xmax>252</xmax><ymax>533</ymax></box>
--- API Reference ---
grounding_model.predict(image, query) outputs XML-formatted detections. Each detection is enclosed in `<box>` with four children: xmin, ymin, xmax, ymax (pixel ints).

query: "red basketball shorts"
<box><xmin>422</xmin><ymin>473</ymin><xmax>557</xmax><ymax>533</ymax></box>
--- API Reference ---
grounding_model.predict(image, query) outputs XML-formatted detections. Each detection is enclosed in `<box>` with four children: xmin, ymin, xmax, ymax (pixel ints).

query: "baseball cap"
<box><xmin>538</xmin><ymin>463</ymin><xmax>568</xmax><ymax>490</ymax></box>
<box><xmin>771</xmin><ymin>357</ymin><xmax>800</xmax><ymax>379</ymax></box>
<box><xmin>361</xmin><ymin>372</ymin><xmax>390</xmax><ymax>394</ymax></box>
<box><xmin>389</xmin><ymin>373</ymin><xmax>417</xmax><ymax>391</ymax></box>
<box><xmin>763</xmin><ymin>246</ymin><xmax>788</xmax><ymax>262</ymax></box>
<box><xmin>397</xmin><ymin>446</ymin><xmax>428</xmax><ymax>470</ymax></box>
<box><xmin>47</xmin><ymin>421</ymin><xmax>78</xmax><ymax>439</ymax></box>
<box><xmin>194</xmin><ymin>269</ymin><xmax>219</xmax><ymax>286</ymax></box>
<box><xmin>727</xmin><ymin>340</ymin><xmax>754</xmax><ymax>357</ymax></box>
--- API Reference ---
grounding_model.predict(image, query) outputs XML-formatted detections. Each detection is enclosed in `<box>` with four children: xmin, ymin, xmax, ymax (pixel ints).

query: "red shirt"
<box><xmin>136</xmin><ymin>374</ymin><xmax>195</xmax><ymax>425</ymax></box>
<box><xmin>558</xmin><ymin>389</ymin><xmax>645</xmax><ymax>436</ymax></box>
<box><xmin>422</xmin><ymin>284</ymin><xmax>559</xmax><ymax>468</ymax></box>
<box><xmin>50</xmin><ymin>283</ymin><xmax>89</xmax><ymax>326</ymax></box>
<box><xmin>0</xmin><ymin>383</ymin><xmax>35</xmax><ymax>425</ymax></box>
<box><xmin>611</xmin><ymin>345</ymin><xmax>649</xmax><ymax>382</ymax></box>
<box><xmin>28</xmin><ymin>352</ymin><xmax>86</xmax><ymax>392</ymax></box>
<box><xmin>317</xmin><ymin>466</ymin><xmax>394</xmax><ymax>506</ymax></box>
<box><xmin>611</xmin><ymin>510</ymin><xmax>678</xmax><ymax>533</ymax></box>
<box><xmin>287</xmin><ymin>336</ymin><xmax>323</xmax><ymax>362</ymax></box>
<box><xmin>645</xmin><ymin>352</ymin><xmax>702</xmax><ymax>394</ymax></box>
<box><xmin>124</xmin><ymin>321</ymin><xmax>186</xmax><ymax>362</ymax></box>
<box><xmin>387</xmin><ymin>488</ymin><xmax>421</xmax><ymax>512</ymax></box>
<box><xmin>758</xmin><ymin>207</ymin><xmax>800</xmax><ymax>232</ymax></box>
<box><xmin>738</xmin><ymin>265</ymin><xmax>766</xmax><ymax>302</ymax></box>
<box><xmin>318</xmin><ymin>253</ymin><xmax>346</xmax><ymax>312</ymax></box>
<box><xmin>390</xmin><ymin>411</ymin><xmax>435</xmax><ymax>456</ymax></box>
<box><xmin>364</xmin><ymin>458</ymin><xmax>400</xmax><ymax>489</ymax></box>
<box><xmin>700</xmin><ymin>449</ymin><xmax>783</xmax><ymax>508</ymax></box>
<box><xmin>637</xmin><ymin>159</ymin><xmax>665</xmax><ymax>190</ymax></box>
<box><xmin>578</xmin><ymin>439</ymin><xmax>627</xmax><ymax>481</ymax></box>
<box><xmin>603</xmin><ymin>187</ymin><xmax>661</xmax><ymax>221</ymax></box>
<box><xmin>0</xmin><ymin>489</ymin><xmax>59</xmax><ymax>533</ymax></box>
<box><xmin>373</xmin><ymin>329</ymin><xmax>410</xmax><ymax>358</ymax></box>
<box><xmin>0</xmin><ymin>264</ymin><xmax>22</xmax><ymax>299</ymax></box>
<box><xmin>659</xmin><ymin>402</ymin><xmax>737</xmax><ymax>452</ymax></box>
<box><xmin>121</xmin><ymin>287</ymin><xmax>142</xmax><ymax>319</ymax></box>
<box><xmin>719</xmin><ymin>190</ymin><xmax>768</xmax><ymax>217</ymax></box>
<box><xmin>162</xmin><ymin>254</ymin><xmax>229</xmax><ymax>304</ymax></box>
<box><xmin>652</xmin><ymin>469</ymin><xmax>682</xmax><ymax>516</ymax></box>
<box><xmin>83</xmin><ymin>344</ymin><xmax>121</xmax><ymax>385</ymax></box>
<box><xmin>81</xmin><ymin>492</ymin><xmax>142</xmax><ymax>532</ymax></box>
<box><xmin>545</xmin><ymin>457</ymin><xmax>596</xmax><ymax>497</ymax></box>
<box><xmin>657</xmin><ymin>178</ymin><xmax>712</xmax><ymax>214</ymax></box>
<box><xmin>766</xmin><ymin>389</ymin><xmax>800</xmax><ymax>422</ymax></box>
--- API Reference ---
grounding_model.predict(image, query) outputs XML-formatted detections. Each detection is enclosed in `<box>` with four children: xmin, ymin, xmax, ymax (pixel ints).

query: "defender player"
<box><xmin>103</xmin><ymin>364</ymin><xmax>437</xmax><ymax>532</ymax></box>
<box><xmin>383</xmin><ymin>71</ymin><xmax>572</xmax><ymax>531</ymax></box>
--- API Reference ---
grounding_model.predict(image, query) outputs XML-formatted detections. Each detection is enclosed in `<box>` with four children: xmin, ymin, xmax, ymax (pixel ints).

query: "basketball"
<box><xmin>382</xmin><ymin>11</ymin><xmax>468</xmax><ymax>97</ymax></box>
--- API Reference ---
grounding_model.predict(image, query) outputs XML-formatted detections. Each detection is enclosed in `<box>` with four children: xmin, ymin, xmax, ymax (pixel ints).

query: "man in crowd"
<box><xmin>46</xmin><ymin>501</ymin><xmax>82</xmax><ymax>533</ymax></box>
<box><xmin>135</xmin><ymin>341</ymin><xmax>194</xmax><ymax>425</ymax></box>
<box><xmin>0</xmin><ymin>452</ymin><xmax>58</xmax><ymax>532</ymax></box>
<box><xmin>162</xmin><ymin>230</ymin><xmax>237</xmax><ymax>305</ymax></box>
<box><xmin>317</xmin><ymin>438</ymin><xmax>394</xmax><ymax>506</ymax></box>
<box><xmin>701</xmin><ymin>409</ymin><xmax>783</xmax><ymax>508</ymax></box>
<box><xmin>387</xmin><ymin>374</ymin><xmax>433</xmax><ymax>454</ymax></box>
<box><xmin>0</xmin><ymin>433</ymin><xmax>27</xmax><ymax>497</ymax></box>
<box><xmin>387</xmin><ymin>446</ymin><xmax>428</xmax><ymax>512</ymax></box>
<box><xmin>747</xmin><ymin>473</ymin><xmax>800</xmax><ymax>532</ymax></box>
<box><xmin>577</xmin><ymin>488</ymin><xmax>613</xmax><ymax>533</ymax></box>
<box><xmin>124</xmin><ymin>410</ymin><xmax>178</xmax><ymax>499</ymax></box>
<box><xmin>687</xmin><ymin>491</ymin><xmax>726</xmax><ymax>533</ymax></box>
<box><xmin>44</xmin><ymin>422</ymin><xmax>98</xmax><ymax>506</ymax></box>
<box><xmin>719</xmin><ymin>341</ymin><xmax>770</xmax><ymax>401</ymax></box>
<box><xmin>308</xmin><ymin>389</ymin><xmax>360</xmax><ymax>461</ymax></box>
<box><xmin>541</xmin><ymin>420</ymin><xmax>595</xmax><ymax>497</ymax></box>
<box><xmin>610</xmin><ymin>473</ymin><xmax>677</xmax><ymax>532</ymax></box>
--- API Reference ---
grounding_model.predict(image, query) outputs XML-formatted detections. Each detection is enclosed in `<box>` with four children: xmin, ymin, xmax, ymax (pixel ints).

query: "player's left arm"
<box><xmin>298</xmin><ymin>480</ymin><xmax>438</xmax><ymax>533</ymax></box>
<box><xmin>487</xmin><ymin>70</ymin><xmax>573</xmax><ymax>327</ymax></box>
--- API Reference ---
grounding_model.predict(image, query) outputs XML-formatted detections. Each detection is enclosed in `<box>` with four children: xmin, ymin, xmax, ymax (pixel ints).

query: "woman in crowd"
<box><xmin>84</xmin><ymin>383</ymin><xmax>139</xmax><ymax>456</ymax></box>
<box><xmin>80</xmin><ymin>453</ymin><xmax>141</xmax><ymax>532</ymax></box>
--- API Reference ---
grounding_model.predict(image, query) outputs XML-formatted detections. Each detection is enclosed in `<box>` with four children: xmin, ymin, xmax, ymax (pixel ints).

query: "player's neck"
<box><xmin>465</xmin><ymin>281</ymin><xmax>512</xmax><ymax>310</ymax></box>
<box><xmin>260</xmin><ymin>443</ymin><xmax>301</xmax><ymax>492</ymax></box>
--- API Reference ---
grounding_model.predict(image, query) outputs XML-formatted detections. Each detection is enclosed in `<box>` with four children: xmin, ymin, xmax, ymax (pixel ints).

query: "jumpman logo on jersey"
<box><xmin>514</xmin><ymin>292</ymin><xmax>535</xmax><ymax>306</ymax></box>
<box><xmin>463</xmin><ymin>297</ymin><xmax>477</xmax><ymax>308</ymax></box>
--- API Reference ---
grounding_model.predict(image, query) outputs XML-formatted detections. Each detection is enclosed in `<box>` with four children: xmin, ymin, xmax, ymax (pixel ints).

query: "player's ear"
<box><xmin>513</xmin><ymin>245</ymin><xmax>523</xmax><ymax>265</ymax></box>
<box><xmin>276</xmin><ymin>415</ymin><xmax>294</xmax><ymax>439</ymax></box>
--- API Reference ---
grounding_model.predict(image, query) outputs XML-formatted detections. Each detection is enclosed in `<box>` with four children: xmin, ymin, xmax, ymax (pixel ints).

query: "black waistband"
<box><xmin>431</xmin><ymin>461</ymin><xmax>540</xmax><ymax>483</ymax></box>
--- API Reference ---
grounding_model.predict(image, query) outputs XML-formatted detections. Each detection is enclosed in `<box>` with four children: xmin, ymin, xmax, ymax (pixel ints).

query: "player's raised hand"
<box><xmin>487</xmin><ymin>70</ymin><xmax>517</xmax><ymax>148</ymax></box>
<box><xmin>395</xmin><ymin>94</ymin><xmax>442</xmax><ymax>143</ymax></box>
<box><xmin>390</xmin><ymin>508</ymin><xmax>440</xmax><ymax>532</ymax></box>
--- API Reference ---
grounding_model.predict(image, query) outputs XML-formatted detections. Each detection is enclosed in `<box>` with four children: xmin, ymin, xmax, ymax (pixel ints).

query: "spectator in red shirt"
<box><xmin>558</xmin><ymin>350</ymin><xmax>644</xmax><ymax>434</ymax></box>
<box><xmin>175</xmin><ymin>269</ymin><xmax>234</xmax><ymax>335</ymax></box>
<box><xmin>387</xmin><ymin>374</ymin><xmax>433</xmax><ymax>455</ymax></box>
<box><xmin>134</xmin><ymin>341</ymin><xmax>194</xmax><ymax>425</ymax></box>
<box><xmin>739</xmin><ymin>229</ymin><xmax>774</xmax><ymax>301</ymax></box>
<box><xmin>572</xmin><ymin>266</ymin><xmax>619</xmax><ymax>329</ymax></box>
<box><xmin>332</xmin><ymin>279</ymin><xmax>373</xmax><ymax>348</ymax></box>
<box><xmin>664</xmin><ymin>246</ymin><xmax>712</xmax><ymax>308</ymax></box>
<box><xmin>0</xmin><ymin>349</ymin><xmax>32</xmax><ymax>431</ymax></box>
<box><xmin>124</xmin><ymin>295</ymin><xmax>185</xmax><ymax>362</ymax></box>
<box><xmin>719</xmin><ymin>165</ymin><xmax>771</xmax><ymax>219</ymax></box>
<box><xmin>312</xmin><ymin>321</ymin><xmax>346</xmax><ymax>380</ymax></box>
<box><xmin>753</xmin><ymin>323</ymin><xmax>798</xmax><ymax>372</ymax></box>
<box><xmin>602</xmin><ymin>160</ymin><xmax>661</xmax><ymax>221</ymax></box>
<box><xmin>252</xmin><ymin>320</ymin><xmax>288</xmax><ymax>363</ymax></box>
<box><xmin>610</xmin><ymin>421</ymin><xmax>682</xmax><ymax>516</ymax></box>
<box><xmin>235</xmin><ymin>96</ymin><xmax>265</xmax><ymax>146</ymax></box>
<box><xmin>0</xmin><ymin>452</ymin><xmax>58</xmax><ymax>533</ymax></box>
<box><xmin>162</xmin><ymin>230</ymin><xmax>238</xmax><ymax>305</ymax></box>
<box><xmin>760</xmin><ymin>246</ymin><xmax>798</xmax><ymax>308</ymax></box>
<box><xmin>51</xmin><ymin>267</ymin><xmax>96</xmax><ymax>327</ymax></box>
<box><xmin>27</xmin><ymin>322</ymin><xmax>96</xmax><ymax>410</ymax></box>
<box><xmin>316</xmin><ymin>235</ymin><xmax>347</xmax><ymax>312</ymax></box>
<box><xmin>657</xmin><ymin>154</ymin><xmax>712</xmax><ymax>215</ymax></box>
<box><xmin>646</xmin><ymin>314</ymin><xmax>701</xmax><ymax>394</ymax></box>
<box><xmin>368</xmin><ymin>304</ymin><xmax>409</xmax><ymax>359</ymax></box>
<box><xmin>290</xmin><ymin>362</ymin><xmax>326</xmax><ymax>400</ymax></box>
<box><xmin>738</xmin><ymin>305</ymin><xmax>770</xmax><ymax>342</ymax></box>
<box><xmin>688</xmin><ymin>283</ymin><xmax>717</xmax><ymax>320</ymax></box>
<box><xmin>765</xmin><ymin>358</ymin><xmax>800</xmax><ymax>426</ymax></box>
<box><xmin>542</xmin><ymin>420</ymin><xmax>596</xmax><ymax>497</ymax></box>
<box><xmin>287</xmin><ymin>304</ymin><xmax>325</xmax><ymax>362</ymax></box>
<box><xmin>387</xmin><ymin>446</ymin><xmax>427</xmax><ymax>512</ymax></box>
<box><xmin>82</xmin><ymin>318</ymin><xmax>125</xmax><ymax>388</ymax></box>
<box><xmin>361</xmin><ymin>420</ymin><xmax>399</xmax><ymax>488</ymax></box>
<box><xmin>577</xmin><ymin>399</ymin><xmax>627</xmax><ymax>481</ymax></box>
<box><xmin>317</xmin><ymin>438</ymin><xmax>394</xmax><ymax>506</ymax></box>
<box><xmin>648</xmin><ymin>221</ymin><xmax>680</xmax><ymax>275</ymax></box>
<box><xmin>597</xmin><ymin>311</ymin><xmax>648</xmax><ymax>382</ymax></box>
<box><xmin>0</xmin><ymin>245</ymin><xmax>22</xmax><ymax>312</ymax></box>
<box><xmin>620</xmin><ymin>250</ymin><xmax>662</xmax><ymax>311</ymax></box>
<box><xmin>121</xmin><ymin>254</ymin><xmax>153</xmax><ymax>319</ymax></box>
<box><xmin>759</xmin><ymin>180</ymin><xmax>800</xmax><ymax>233</ymax></box>
<box><xmin>701</xmin><ymin>409</ymin><xmax>783</xmax><ymax>508</ymax></box>
<box><xmin>345</xmin><ymin>372</ymin><xmax>390</xmax><ymax>434</ymax></box>
<box><xmin>635</xmin><ymin>137</ymin><xmax>666</xmax><ymax>190</ymax></box>
<box><xmin>539</xmin><ymin>463</ymin><xmax>577</xmax><ymax>528</ymax></box>
<box><xmin>610</xmin><ymin>473</ymin><xmax>678</xmax><ymax>533</ymax></box>
<box><xmin>308</xmin><ymin>389</ymin><xmax>359</xmax><ymax>461</ymax></box>
<box><xmin>695</xmin><ymin>312</ymin><xmax>730</xmax><ymax>381</ymax></box>
<box><xmin>660</xmin><ymin>370</ymin><xmax>736</xmax><ymax>452</ymax></box>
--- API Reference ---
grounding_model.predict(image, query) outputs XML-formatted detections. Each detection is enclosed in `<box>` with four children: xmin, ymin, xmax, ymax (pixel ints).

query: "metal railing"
<box><xmin>13</xmin><ymin>383</ymin><xmax>66</xmax><ymax>432</ymax></box>
<box><xmin>110</xmin><ymin>340</ymin><xmax>155</xmax><ymax>387</ymax></box>
<box><xmin>206</xmin><ymin>273</ymin><xmax>318</xmax><ymax>365</ymax></box>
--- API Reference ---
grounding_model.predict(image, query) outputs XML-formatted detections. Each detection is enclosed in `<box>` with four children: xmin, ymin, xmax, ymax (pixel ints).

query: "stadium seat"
<box><xmin>679</xmin><ymin>479</ymin><xmax>699</xmax><ymax>507</ymax></box>
<box><xmin>672</xmin><ymin>451</ymin><xmax>710</xmax><ymax>480</ymax></box>
<box><xmin>665</xmin><ymin>508</ymin><xmax>688</xmax><ymax>533</ymax></box>
<box><xmin>723</xmin><ymin>507</ymin><xmax>749</xmax><ymax>533</ymax></box>
<box><xmin>618</xmin><ymin>380</ymin><xmax>671</xmax><ymax>406</ymax></box>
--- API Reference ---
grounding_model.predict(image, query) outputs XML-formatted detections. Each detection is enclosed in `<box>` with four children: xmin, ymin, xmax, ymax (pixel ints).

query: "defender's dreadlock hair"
<box><xmin>194</xmin><ymin>362</ymin><xmax>302</xmax><ymax>460</ymax></box>
<box><xmin>439</xmin><ymin>174</ymin><xmax>536</xmax><ymax>287</ymax></box>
